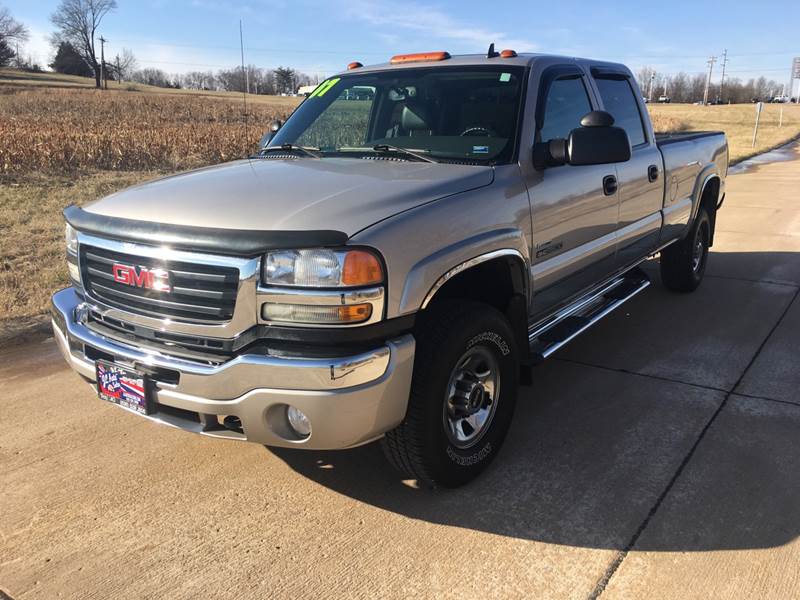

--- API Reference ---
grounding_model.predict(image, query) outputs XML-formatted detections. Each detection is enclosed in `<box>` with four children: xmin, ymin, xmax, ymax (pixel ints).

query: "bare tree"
<box><xmin>0</xmin><ymin>6</ymin><xmax>29</xmax><ymax>45</ymax></box>
<box><xmin>50</xmin><ymin>0</ymin><xmax>117</xmax><ymax>88</ymax></box>
<box><xmin>112</xmin><ymin>47</ymin><xmax>137</xmax><ymax>82</ymax></box>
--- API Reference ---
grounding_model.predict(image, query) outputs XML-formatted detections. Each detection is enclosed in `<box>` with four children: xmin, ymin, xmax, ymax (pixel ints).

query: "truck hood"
<box><xmin>85</xmin><ymin>158</ymin><xmax>494</xmax><ymax>237</ymax></box>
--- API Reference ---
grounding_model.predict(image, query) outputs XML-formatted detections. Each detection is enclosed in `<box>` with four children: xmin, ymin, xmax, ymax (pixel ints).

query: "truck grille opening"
<box><xmin>80</xmin><ymin>245</ymin><xmax>239</xmax><ymax>323</ymax></box>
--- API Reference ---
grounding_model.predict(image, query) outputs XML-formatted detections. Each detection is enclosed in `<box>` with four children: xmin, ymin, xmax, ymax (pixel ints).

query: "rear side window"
<box><xmin>594</xmin><ymin>77</ymin><xmax>647</xmax><ymax>147</ymax></box>
<box><xmin>538</xmin><ymin>77</ymin><xmax>592</xmax><ymax>142</ymax></box>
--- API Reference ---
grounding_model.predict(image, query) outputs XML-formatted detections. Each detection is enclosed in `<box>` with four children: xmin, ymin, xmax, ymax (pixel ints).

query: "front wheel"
<box><xmin>382</xmin><ymin>301</ymin><xmax>519</xmax><ymax>487</ymax></box>
<box><xmin>660</xmin><ymin>208</ymin><xmax>711</xmax><ymax>292</ymax></box>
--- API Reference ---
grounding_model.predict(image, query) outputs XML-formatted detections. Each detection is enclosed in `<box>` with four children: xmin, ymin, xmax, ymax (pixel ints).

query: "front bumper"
<box><xmin>50</xmin><ymin>287</ymin><xmax>415</xmax><ymax>449</ymax></box>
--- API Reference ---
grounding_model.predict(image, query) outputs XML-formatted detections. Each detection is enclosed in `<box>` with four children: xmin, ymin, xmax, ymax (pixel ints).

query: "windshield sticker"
<box><xmin>499</xmin><ymin>72</ymin><xmax>512</xmax><ymax>82</ymax></box>
<box><xmin>472</xmin><ymin>145</ymin><xmax>490</xmax><ymax>154</ymax></box>
<box><xmin>308</xmin><ymin>78</ymin><xmax>341</xmax><ymax>98</ymax></box>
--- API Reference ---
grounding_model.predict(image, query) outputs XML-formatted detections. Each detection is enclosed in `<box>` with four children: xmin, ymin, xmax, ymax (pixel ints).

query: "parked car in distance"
<box><xmin>658</xmin><ymin>95</ymin><xmax>671</xmax><ymax>103</ymax></box>
<box><xmin>52</xmin><ymin>49</ymin><xmax>728</xmax><ymax>487</ymax></box>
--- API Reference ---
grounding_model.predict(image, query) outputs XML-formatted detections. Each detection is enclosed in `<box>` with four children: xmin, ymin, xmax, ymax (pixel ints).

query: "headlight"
<box><xmin>65</xmin><ymin>223</ymin><xmax>81</xmax><ymax>285</ymax></box>
<box><xmin>263</xmin><ymin>248</ymin><xmax>383</xmax><ymax>288</ymax></box>
<box><xmin>66</xmin><ymin>223</ymin><xmax>78</xmax><ymax>254</ymax></box>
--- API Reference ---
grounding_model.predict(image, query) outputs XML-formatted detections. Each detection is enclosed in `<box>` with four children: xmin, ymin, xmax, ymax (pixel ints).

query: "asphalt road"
<box><xmin>2</xmin><ymin>147</ymin><xmax>800</xmax><ymax>599</ymax></box>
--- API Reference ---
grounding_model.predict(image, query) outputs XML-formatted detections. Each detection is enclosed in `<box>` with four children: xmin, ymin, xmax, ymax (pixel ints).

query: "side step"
<box><xmin>528</xmin><ymin>270</ymin><xmax>651</xmax><ymax>364</ymax></box>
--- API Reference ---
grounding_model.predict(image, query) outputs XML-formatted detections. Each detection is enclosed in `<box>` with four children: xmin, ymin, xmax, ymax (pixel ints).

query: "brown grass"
<box><xmin>648</xmin><ymin>103</ymin><xmax>800</xmax><ymax>163</ymax></box>
<box><xmin>0</xmin><ymin>86</ymin><xmax>301</xmax><ymax>174</ymax></box>
<box><xmin>0</xmin><ymin>171</ymin><xmax>161</xmax><ymax>327</ymax></box>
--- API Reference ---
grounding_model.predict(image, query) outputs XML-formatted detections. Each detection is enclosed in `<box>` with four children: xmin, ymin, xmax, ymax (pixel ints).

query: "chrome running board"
<box><xmin>528</xmin><ymin>269</ymin><xmax>651</xmax><ymax>363</ymax></box>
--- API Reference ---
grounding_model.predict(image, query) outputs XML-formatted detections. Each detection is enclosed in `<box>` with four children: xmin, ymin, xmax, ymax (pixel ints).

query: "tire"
<box><xmin>382</xmin><ymin>301</ymin><xmax>519</xmax><ymax>488</ymax></box>
<box><xmin>660</xmin><ymin>208</ymin><xmax>711</xmax><ymax>293</ymax></box>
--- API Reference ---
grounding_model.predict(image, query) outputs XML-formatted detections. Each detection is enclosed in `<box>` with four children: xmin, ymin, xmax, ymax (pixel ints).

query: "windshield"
<box><xmin>269</xmin><ymin>66</ymin><xmax>526</xmax><ymax>164</ymax></box>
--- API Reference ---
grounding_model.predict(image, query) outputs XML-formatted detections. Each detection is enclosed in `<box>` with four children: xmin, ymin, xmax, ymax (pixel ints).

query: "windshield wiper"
<box><xmin>371</xmin><ymin>144</ymin><xmax>439</xmax><ymax>163</ymax></box>
<box><xmin>260</xmin><ymin>144</ymin><xmax>322</xmax><ymax>159</ymax></box>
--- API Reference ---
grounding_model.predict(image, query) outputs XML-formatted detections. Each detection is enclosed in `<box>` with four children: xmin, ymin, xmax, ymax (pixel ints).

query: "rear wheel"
<box><xmin>660</xmin><ymin>208</ymin><xmax>711</xmax><ymax>292</ymax></box>
<box><xmin>382</xmin><ymin>301</ymin><xmax>519</xmax><ymax>488</ymax></box>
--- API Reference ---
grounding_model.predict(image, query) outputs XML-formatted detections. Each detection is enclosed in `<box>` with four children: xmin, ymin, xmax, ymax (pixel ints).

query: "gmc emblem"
<box><xmin>112</xmin><ymin>263</ymin><xmax>171</xmax><ymax>292</ymax></box>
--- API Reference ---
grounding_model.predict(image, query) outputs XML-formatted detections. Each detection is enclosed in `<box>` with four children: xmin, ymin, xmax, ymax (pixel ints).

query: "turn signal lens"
<box><xmin>342</xmin><ymin>250</ymin><xmax>383</xmax><ymax>286</ymax></box>
<box><xmin>262</xmin><ymin>302</ymin><xmax>373</xmax><ymax>324</ymax></box>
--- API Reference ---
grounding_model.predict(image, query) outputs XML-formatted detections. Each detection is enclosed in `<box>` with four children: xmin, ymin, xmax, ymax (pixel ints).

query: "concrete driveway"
<box><xmin>2</xmin><ymin>147</ymin><xmax>799</xmax><ymax>599</ymax></box>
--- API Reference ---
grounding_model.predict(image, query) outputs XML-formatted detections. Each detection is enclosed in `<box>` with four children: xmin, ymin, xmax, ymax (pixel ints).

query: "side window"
<box><xmin>594</xmin><ymin>77</ymin><xmax>647</xmax><ymax>147</ymax></box>
<box><xmin>539</xmin><ymin>77</ymin><xmax>592</xmax><ymax>142</ymax></box>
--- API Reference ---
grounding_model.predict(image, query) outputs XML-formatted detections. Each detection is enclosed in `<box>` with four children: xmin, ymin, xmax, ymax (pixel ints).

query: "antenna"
<box><xmin>239</xmin><ymin>20</ymin><xmax>248</xmax><ymax>151</ymax></box>
<box><xmin>487</xmin><ymin>43</ymin><xmax>499</xmax><ymax>58</ymax></box>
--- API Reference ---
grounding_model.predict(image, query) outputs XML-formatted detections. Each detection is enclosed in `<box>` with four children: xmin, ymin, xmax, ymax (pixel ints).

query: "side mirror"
<box><xmin>533</xmin><ymin>110</ymin><xmax>631</xmax><ymax>169</ymax></box>
<box><xmin>259</xmin><ymin>119</ymin><xmax>283</xmax><ymax>148</ymax></box>
<box><xmin>566</xmin><ymin>125</ymin><xmax>631</xmax><ymax>166</ymax></box>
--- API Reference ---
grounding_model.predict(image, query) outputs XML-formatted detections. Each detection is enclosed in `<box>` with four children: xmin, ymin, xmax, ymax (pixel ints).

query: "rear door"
<box><xmin>590</xmin><ymin>70</ymin><xmax>664</xmax><ymax>268</ymax></box>
<box><xmin>521</xmin><ymin>65</ymin><xmax>621</xmax><ymax>321</ymax></box>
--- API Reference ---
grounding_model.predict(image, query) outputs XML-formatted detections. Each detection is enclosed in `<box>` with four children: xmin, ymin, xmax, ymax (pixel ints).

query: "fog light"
<box><xmin>287</xmin><ymin>405</ymin><xmax>311</xmax><ymax>438</ymax></box>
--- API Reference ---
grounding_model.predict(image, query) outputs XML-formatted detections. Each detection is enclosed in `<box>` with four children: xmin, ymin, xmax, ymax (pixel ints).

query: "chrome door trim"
<box><xmin>531</xmin><ymin>229</ymin><xmax>617</xmax><ymax>282</ymax></box>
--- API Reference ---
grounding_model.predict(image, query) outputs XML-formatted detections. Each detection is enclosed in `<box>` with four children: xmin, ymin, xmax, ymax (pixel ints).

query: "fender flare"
<box><xmin>397</xmin><ymin>228</ymin><xmax>530</xmax><ymax>315</ymax></box>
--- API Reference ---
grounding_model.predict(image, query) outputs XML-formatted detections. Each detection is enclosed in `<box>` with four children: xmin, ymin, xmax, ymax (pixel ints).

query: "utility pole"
<box><xmin>99</xmin><ymin>36</ymin><xmax>107</xmax><ymax>90</ymax></box>
<box><xmin>703</xmin><ymin>55</ymin><xmax>717</xmax><ymax>105</ymax></box>
<box><xmin>116</xmin><ymin>55</ymin><xmax>121</xmax><ymax>85</ymax></box>
<box><xmin>719</xmin><ymin>49</ymin><xmax>728</xmax><ymax>103</ymax></box>
<box><xmin>648</xmin><ymin>73</ymin><xmax>655</xmax><ymax>102</ymax></box>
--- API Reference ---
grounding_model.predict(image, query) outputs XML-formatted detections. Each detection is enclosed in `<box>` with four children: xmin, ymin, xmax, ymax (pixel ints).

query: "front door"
<box><xmin>522</xmin><ymin>66</ymin><xmax>621</xmax><ymax>322</ymax></box>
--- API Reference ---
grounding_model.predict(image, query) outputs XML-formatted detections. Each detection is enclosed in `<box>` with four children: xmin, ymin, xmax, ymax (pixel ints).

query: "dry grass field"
<box><xmin>2</xmin><ymin>68</ymin><xmax>800</xmax><ymax>333</ymax></box>
<box><xmin>1</xmin><ymin>87</ymin><xmax>299</xmax><ymax>174</ymax></box>
<box><xmin>648</xmin><ymin>102</ymin><xmax>800</xmax><ymax>163</ymax></box>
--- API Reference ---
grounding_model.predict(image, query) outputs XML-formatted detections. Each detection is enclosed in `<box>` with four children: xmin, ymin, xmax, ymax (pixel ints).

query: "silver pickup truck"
<box><xmin>52</xmin><ymin>50</ymin><xmax>727</xmax><ymax>487</ymax></box>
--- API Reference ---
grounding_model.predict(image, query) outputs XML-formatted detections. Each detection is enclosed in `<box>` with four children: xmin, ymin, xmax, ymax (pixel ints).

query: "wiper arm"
<box><xmin>372</xmin><ymin>144</ymin><xmax>439</xmax><ymax>163</ymax></box>
<box><xmin>260</xmin><ymin>144</ymin><xmax>322</xmax><ymax>159</ymax></box>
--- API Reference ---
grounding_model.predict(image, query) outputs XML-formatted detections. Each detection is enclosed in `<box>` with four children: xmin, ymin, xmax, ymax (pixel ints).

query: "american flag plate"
<box><xmin>95</xmin><ymin>360</ymin><xmax>152</xmax><ymax>415</ymax></box>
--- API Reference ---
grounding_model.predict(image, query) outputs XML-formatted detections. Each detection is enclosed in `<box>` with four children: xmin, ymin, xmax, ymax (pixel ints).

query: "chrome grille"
<box><xmin>81</xmin><ymin>245</ymin><xmax>239</xmax><ymax>322</ymax></box>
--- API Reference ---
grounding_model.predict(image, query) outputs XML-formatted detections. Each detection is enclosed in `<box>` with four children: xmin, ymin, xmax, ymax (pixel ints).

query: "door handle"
<box><xmin>603</xmin><ymin>175</ymin><xmax>618</xmax><ymax>196</ymax></box>
<box><xmin>648</xmin><ymin>164</ymin><xmax>659</xmax><ymax>182</ymax></box>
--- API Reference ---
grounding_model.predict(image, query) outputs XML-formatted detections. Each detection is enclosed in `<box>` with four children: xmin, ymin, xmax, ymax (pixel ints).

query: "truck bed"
<box><xmin>655</xmin><ymin>131</ymin><xmax>725</xmax><ymax>146</ymax></box>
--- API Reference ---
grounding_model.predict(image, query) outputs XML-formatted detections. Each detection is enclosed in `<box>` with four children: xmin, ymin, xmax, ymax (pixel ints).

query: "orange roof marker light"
<box><xmin>500</xmin><ymin>49</ymin><xmax>518</xmax><ymax>58</ymax></box>
<box><xmin>347</xmin><ymin>61</ymin><xmax>363</xmax><ymax>70</ymax></box>
<box><xmin>390</xmin><ymin>51</ymin><xmax>451</xmax><ymax>64</ymax></box>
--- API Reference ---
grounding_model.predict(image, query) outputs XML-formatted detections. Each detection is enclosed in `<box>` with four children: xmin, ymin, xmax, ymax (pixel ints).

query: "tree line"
<box><xmin>636</xmin><ymin>66</ymin><xmax>791</xmax><ymax>103</ymax></box>
<box><xmin>133</xmin><ymin>65</ymin><xmax>318</xmax><ymax>95</ymax></box>
<box><xmin>2</xmin><ymin>3</ymin><xmax>793</xmax><ymax>101</ymax></box>
<box><xmin>2</xmin><ymin>1</ymin><xmax>316</xmax><ymax>94</ymax></box>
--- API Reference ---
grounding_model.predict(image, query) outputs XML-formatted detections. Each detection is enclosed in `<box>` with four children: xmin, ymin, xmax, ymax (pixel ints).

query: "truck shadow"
<box><xmin>269</xmin><ymin>250</ymin><xmax>800</xmax><ymax>553</ymax></box>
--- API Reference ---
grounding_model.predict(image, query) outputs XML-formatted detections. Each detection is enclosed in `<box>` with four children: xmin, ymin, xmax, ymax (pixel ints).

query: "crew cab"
<box><xmin>52</xmin><ymin>49</ymin><xmax>727</xmax><ymax>487</ymax></box>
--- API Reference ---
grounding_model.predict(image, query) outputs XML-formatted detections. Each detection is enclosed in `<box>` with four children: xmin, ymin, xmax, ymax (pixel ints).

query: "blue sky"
<box><xmin>7</xmin><ymin>0</ymin><xmax>800</xmax><ymax>85</ymax></box>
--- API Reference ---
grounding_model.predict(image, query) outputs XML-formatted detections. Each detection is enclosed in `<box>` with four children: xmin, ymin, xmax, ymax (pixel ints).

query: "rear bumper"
<box><xmin>50</xmin><ymin>287</ymin><xmax>415</xmax><ymax>449</ymax></box>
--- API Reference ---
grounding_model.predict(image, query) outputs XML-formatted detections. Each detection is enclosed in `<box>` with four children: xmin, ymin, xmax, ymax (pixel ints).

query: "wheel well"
<box><xmin>424</xmin><ymin>256</ymin><xmax>530</xmax><ymax>363</ymax></box>
<box><xmin>699</xmin><ymin>177</ymin><xmax>720</xmax><ymax>246</ymax></box>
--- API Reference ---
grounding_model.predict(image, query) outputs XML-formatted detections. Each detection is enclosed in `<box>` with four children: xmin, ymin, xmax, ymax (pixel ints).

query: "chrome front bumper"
<box><xmin>50</xmin><ymin>288</ymin><xmax>415</xmax><ymax>449</ymax></box>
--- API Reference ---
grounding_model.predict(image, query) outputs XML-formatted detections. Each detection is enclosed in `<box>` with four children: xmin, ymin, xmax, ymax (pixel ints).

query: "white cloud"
<box><xmin>342</xmin><ymin>0</ymin><xmax>538</xmax><ymax>53</ymax></box>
